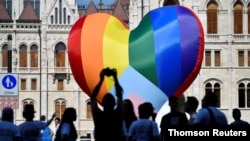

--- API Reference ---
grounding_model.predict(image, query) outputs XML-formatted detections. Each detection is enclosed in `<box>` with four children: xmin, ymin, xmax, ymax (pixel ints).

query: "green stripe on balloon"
<box><xmin>129</xmin><ymin>14</ymin><xmax>158</xmax><ymax>85</ymax></box>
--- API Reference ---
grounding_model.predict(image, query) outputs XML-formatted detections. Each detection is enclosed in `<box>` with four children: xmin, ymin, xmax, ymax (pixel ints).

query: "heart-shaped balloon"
<box><xmin>68</xmin><ymin>5</ymin><xmax>204</xmax><ymax>112</ymax></box>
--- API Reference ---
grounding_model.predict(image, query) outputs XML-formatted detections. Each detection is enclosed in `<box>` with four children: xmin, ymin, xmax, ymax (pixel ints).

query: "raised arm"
<box><xmin>47</xmin><ymin>113</ymin><xmax>56</xmax><ymax>126</ymax></box>
<box><xmin>91</xmin><ymin>69</ymin><xmax>105</xmax><ymax>100</ymax></box>
<box><xmin>112</xmin><ymin>69</ymin><xmax>123</xmax><ymax>105</ymax></box>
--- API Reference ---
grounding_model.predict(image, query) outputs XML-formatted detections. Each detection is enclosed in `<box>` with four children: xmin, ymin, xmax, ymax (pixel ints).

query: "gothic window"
<box><xmin>63</xmin><ymin>8</ymin><xmax>66</xmax><ymax>24</ymax></box>
<box><xmin>19</xmin><ymin>44</ymin><xmax>27</xmax><ymax>67</ymax></box>
<box><xmin>22</xmin><ymin>100</ymin><xmax>34</xmax><ymax>113</ymax></box>
<box><xmin>55</xmin><ymin>42</ymin><xmax>66</xmax><ymax>68</ymax></box>
<box><xmin>207</xmin><ymin>2</ymin><xmax>218</xmax><ymax>34</ymax></box>
<box><xmin>214</xmin><ymin>83</ymin><xmax>221</xmax><ymax>107</ymax></box>
<box><xmin>205</xmin><ymin>83</ymin><xmax>212</xmax><ymax>93</ymax></box>
<box><xmin>163</xmin><ymin>0</ymin><xmax>177</xmax><ymax>6</ymax></box>
<box><xmin>2</xmin><ymin>44</ymin><xmax>8</xmax><ymax>67</ymax></box>
<box><xmin>55</xmin><ymin>8</ymin><xmax>58</xmax><ymax>24</ymax></box>
<box><xmin>68</xmin><ymin>16</ymin><xmax>70</xmax><ymax>24</ymax></box>
<box><xmin>30</xmin><ymin>44</ymin><xmax>38</xmax><ymax>67</ymax></box>
<box><xmin>205</xmin><ymin>82</ymin><xmax>221</xmax><ymax>107</ymax></box>
<box><xmin>238</xmin><ymin>83</ymin><xmax>250</xmax><ymax>108</ymax></box>
<box><xmin>59</xmin><ymin>0</ymin><xmax>62</xmax><ymax>24</ymax></box>
<box><xmin>51</xmin><ymin>15</ymin><xmax>54</xmax><ymax>24</ymax></box>
<box><xmin>234</xmin><ymin>2</ymin><xmax>243</xmax><ymax>34</ymax></box>
<box><xmin>55</xmin><ymin>100</ymin><xmax>66</xmax><ymax>118</ymax></box>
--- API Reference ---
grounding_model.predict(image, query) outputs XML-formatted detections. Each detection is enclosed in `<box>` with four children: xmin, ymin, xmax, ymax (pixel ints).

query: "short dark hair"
<box><xmin>138</xmin><ymin>102</ymin><xmax>154</xmax><ymax>118</ymax></box>
<box><xmin>232</xmin><ymin>108</ymin><xmax>241</xmax><ymax>119</ymax></box>
<box><xmin>186</xmin><ymin>96</ymin><xmax>199</xmax><ymax>110</ymax></box>
<box><xmin>203</xmin><ymin>92</ymin><xmax>218</xmax><ymax>106</ymax></box>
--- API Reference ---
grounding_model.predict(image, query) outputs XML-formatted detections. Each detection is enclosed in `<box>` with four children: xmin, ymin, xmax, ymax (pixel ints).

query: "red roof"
<box><xmin>19</xmin><ymin>1</ymin><xmax>39</xmax><ymax>20</ymax></box>
<box><xmin>0</xmin><ymin>0</ymin><xmax>11</xmax><ymax>20</ymax></box>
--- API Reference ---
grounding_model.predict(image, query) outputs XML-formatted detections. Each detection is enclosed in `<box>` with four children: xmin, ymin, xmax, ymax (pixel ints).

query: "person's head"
<box><xmin>169</xmin><ymin>96</ymin><xmax>178</xmax><ymax>112</ymax></box>
<box><xmin>232</xmin><ymin>108</ymin><xmax>241</xmax><ymax>120</ymax></box>
<box><xmin>61</xmin><ymin>107</ymin><xmax>77</xmax><ymax>122</ymax></box>
<box><xmin>55</xmin><ymin>117</ymin><xmax>61</xmax><ymax>125</ymax></box>
<box><xmin>1</xmin><ymin>107</ymin><xmax>14</xmax><ymax>122</ymax></box>
<box><xmin>102</xmin><ymin>93</ymin><xmax>115</xmax><ymax>111</ymax></box>
<box><xmin>138</xmin><ymin>102</ymin><xmax>154</xmax><ymax>119</ymax></box>
<box><xmin>185</xmin><ymin>96</ymin><xmax>199</xmax><ymax>114</ymax></box>
<box><xmin>23</xmin><ymin>104</ymin><xmax>36</xmax><ymax>121</ymax></box>
<box><xmin>40</xmin><ymin>115</ymin><xmax>46</xmax><ymax>121</ymax></box>
<box><xmin>123</xmin><ymin>99</ymin><xmax>135</xmax><ymax>114</ymax></box>
<box><xmin>201</xmin><ymin>92</ymin><xmax>218</xmax><ymax>108</ymax></box>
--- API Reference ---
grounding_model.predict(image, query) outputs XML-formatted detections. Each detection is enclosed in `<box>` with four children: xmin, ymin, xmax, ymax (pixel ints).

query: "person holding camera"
<box><xmin>91</xmin><ymin>68</ymin><xmax>126</xmax><ymax>141</ymax></box>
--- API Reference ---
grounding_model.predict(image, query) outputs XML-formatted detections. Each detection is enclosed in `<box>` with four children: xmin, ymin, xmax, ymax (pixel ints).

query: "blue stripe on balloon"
<box><xmin>150</xmin><ymin>6</ymin><xmax>182</xmax><ymax>97</ymax></box>
<box><xmin>178</xmin><ymin>7</ymin><xmax>199</xmax><ymax>83</ymax></box>
<box><xmin>108</xmin><ymin>66</ymin><xmax>167</xmax><ymax>112</ymax></box>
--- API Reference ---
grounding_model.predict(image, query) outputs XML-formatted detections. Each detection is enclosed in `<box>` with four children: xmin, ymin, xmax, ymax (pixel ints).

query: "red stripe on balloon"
<box><xmin>68</xmin><ymin>16</ymin><xmax>91</xmax><ymax>94</ymax></box>
<box><xmin>81</xmin><ymin>13</ymin><xmax>111</xmax><ymax>103</ymax></box>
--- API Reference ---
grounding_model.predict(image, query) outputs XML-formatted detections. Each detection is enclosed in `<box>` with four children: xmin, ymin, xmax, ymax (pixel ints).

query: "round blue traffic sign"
<box><xmin>2</xmin><ymin>75</ymin><xmax>17</xmax><ymax>89</ymax></box>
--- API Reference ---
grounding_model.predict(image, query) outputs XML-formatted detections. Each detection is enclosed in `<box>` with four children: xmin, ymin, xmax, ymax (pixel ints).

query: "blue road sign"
<box><xmin>0</xmin><ymin>74</ymin><xmax>18</xmax><ymax>96</ymax></box>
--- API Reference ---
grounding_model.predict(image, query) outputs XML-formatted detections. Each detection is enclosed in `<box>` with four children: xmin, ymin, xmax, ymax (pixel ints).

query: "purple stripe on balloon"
<box><xmin>178</xmin><ymin>7</ymin><xmax>200</xmax><ymax>83</ymax></box>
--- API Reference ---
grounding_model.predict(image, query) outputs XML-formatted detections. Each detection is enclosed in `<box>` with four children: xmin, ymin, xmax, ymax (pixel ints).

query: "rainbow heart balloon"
<box><xmin>68</xmin><ymin>5</ymin><xmax>204</xmax><ymax>112</ymax></box>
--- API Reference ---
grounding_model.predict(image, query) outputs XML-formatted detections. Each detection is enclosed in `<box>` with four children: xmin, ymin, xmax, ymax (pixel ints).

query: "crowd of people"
<box><xmin>0</xmin><ymin>67</ymin><xmax>249</xmax><ymax>141</ymax></box>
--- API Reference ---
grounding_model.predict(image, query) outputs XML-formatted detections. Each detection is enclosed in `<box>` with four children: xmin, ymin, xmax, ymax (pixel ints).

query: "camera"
<box><xmin>104</xmin><ymin>68</ymin><xmax>114</xmax><ymax>76</ymax></box>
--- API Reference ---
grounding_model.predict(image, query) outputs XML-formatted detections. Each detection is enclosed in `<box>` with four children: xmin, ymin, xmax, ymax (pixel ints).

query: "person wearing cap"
<box><xmin>0</xmin><ymin>107</ymin><xmax>21</xmax><ymax>141</ymax></box>
<box><xmin>18</xmin><ymin>104</ymin><xmax>55</xmax><ymax>141</ymax></box>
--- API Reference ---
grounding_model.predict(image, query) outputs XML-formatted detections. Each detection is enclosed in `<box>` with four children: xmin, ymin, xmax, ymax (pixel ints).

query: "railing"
<box><xmin>205</xmin><ymin>34</ymin><xmax>250</xmax><ymax>43</ymax></box>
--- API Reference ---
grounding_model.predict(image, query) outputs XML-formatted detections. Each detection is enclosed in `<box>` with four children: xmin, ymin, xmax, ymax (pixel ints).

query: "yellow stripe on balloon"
<box><xmin>103</xmin><ymin>16</ymin><xmax>129</xmax><ymax>90</ymax></box>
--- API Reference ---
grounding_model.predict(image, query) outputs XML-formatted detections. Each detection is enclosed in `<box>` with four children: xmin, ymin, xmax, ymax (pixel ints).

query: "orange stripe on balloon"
<box><xmin>81</xmin><ymin>13</ymin><xmax>110</xmax><ymax>103</ymax></box>
<box><xmin>103</xmin><ymin>16</ymin><xmax>130</xmax><ymax>90</ymax></box>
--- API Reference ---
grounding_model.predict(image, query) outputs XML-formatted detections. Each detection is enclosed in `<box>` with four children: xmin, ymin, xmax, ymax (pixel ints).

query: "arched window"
<box><xmin>86</xmin><ymin>100</ymin><xmax>92</xmax><ymax>119</ymax></box>
<box><xmin>163</xmin><ymin>0</ymin><xmax>177</xmax><ymax>6</ymax></box>
<box><xmin>55</xmin><ymin>42</ymin><xmax>66</xmax><ymax>68</ymax></box>
<box><xmin>234</xmin><ymin>2</ymin><xmax>243</xmax><ymax>34</ymax></box>
<box><xmin>54</xmin><ymin>100</ymin><xmax>66</xmax><ymax>118</ymax></box>
<box><xmin>55</xmin><ymin>8</ymin><xmax>58</xmax><ymax>24</ymax></box>
<box><xmin>2</xmin><ymin>44</ymin><xmax>8</xmax><ymax>67</ymax></box>
<box><xmin>63</xmin><ymin>8</ymin><xmax>66</xmax><ymax>24</ymax></box>
<box><xmin>207</xmin><ymin>1</ymin><xmax>218</xmax><ymax>34</ymax></box>
<box><xmin>205</xmin><ymin>82</ymin><xmax>221</xmax><ymax>107</ymax></box>
<box><xmin>205</xmin><ymin>83</ymin><xmax>212</xmax><ymax>93</ymax></box>
<box><xmin>30</xmin><ymin>44</ymin><xmax>38</xmax><ymax>67</ymax></box>
<box><xmin>67</xmin><ymin>15</ymin><xmax>70</xmax><ymax>24</ymax></box>
<box><xmin>22</xmin><ymin>100</ymin><xmax>35</xmax><ymax>114</ymax></box>
<box><xmin>214</xmin><ymin>83</ymin><xmax>221</xmax><ymax>107</ymax></box>
<box><xmin>59</xmin><ymin>0</ymin><xmax>62</xmax><ymax>24</ymax></box>
<box><xmin>19</xmin><ymin>44</ymin><xmax>27</xmax><ymax>67</ymax></box>
<box><xmin>238</xmin><ymin>83</ymin><xmax>250</xmax><ymax>108</ymax></box>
